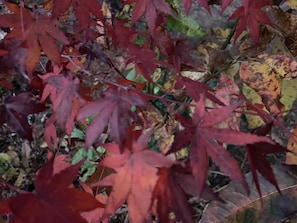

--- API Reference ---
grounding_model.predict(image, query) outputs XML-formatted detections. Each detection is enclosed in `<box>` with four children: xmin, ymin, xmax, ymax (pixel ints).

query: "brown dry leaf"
<box><xmin>264</xmin><ymin>6</ymin><xmax>297</xmax><ymax>37</ymax></box>
<box><xmin>200</xmin><ymin>165</ymin><xmax>297</xmax><ymax>223</ymax></box>
<box><xmin>141</xmin><ymin>105</ymin><xmax>177</xmax><ymax>154</ymax></box>
<box><xmin>197</xmin><ymin>43</ymin><xmax>232</xmax><ymax>70</ymax></box>
<box><xmin>240</xmin><ymin>54</ymin><xmax>297</xmax><ymax>114</ymax></box>
<box><xmin>264</xmin><ymin>6</ymin><xmax>297</xmax><ymax>56</ymax></box>
<box><xmin>239</xmin><ymin>26</ymin><xmax>274</xmax><ymax>57</ymax></box>
<box><xmin>286</xmin><ymin>125</ymin><xmax>297</xmax><ymax>165</ymax></box>
<box><xmin>205</xmin><ymin>46</ymin><xmax>232</xmax><ymax>68</ymax></box>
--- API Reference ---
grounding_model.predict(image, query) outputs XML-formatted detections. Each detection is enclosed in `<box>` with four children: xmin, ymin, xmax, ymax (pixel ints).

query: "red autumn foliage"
<box><xmin>0</xmin><ymin>156</ymin><xmax>104</xmax><ymax>223</ymax></box>
<box><xmin>0</xmin><ymin>0</ymin><xmax>291</xmax><ymax>222</ymax></box>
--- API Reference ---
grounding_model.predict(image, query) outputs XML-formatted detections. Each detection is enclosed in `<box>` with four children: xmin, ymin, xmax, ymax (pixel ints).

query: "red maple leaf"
<box><xmin>221</xmin><ymin>0</ymin><xmax>234</xmax><ymax>12</ymax></box>
<box><xmin>147</xmin><ymin>28</ymin><xmax>173</xmax><ymax>56</ymax></box>
<box><xmin>228</xmin><ymin>0</ymin><xmax>272</xmax><ymax>44</ymax></box>
<box><xmin>77</xmin><ymin>88</ymin><xmax>146</xmax><ymax>148</ymax></box>
<box><xmin>246</xmin><ymin>123</ymin><xmax>288</xmax><ymax>197</ymax></box>
<box><xmin>169</xmin><ymin>95</ymin><xmax>275</xmax><ymax>197</ymax></box>
<box><xmin>126</xmin><ymin>45</ymin><xmax>162</xmax><ymax>82</ymax></box>
<box><xmin>182</xmin><ymin>0</ymin><xmax>211</xmax><ymax>14</ymax></box>
<box><xmin>181</xmin><ymin>0</ymin><xmax>272</xmax><ymax>44</ymax></box>
<box><xmin>0</xmin><ymin>92</ymin><xmax>46</xmax><ymax>140</ymax></box>
<box><xmin>0</xmin><ymin>2</ymin><xmax>69</xmax><ymax>74</ymax></box>
<box><xmin>167</xmin><ymin>39</ymin><xmax>195</xmax><ymax>72</ymax></box>
<box><xmin>106</xmin><ymin>20</ymin><xmax>137</xmax><ymax>50</ymax></box>
<box><xmin>152</xmin><ymin>163</ymin><xmax>220</xmax><ymax>223</ymax></box>
<box><xmin>40</xmin><ymin>66</ymin><xmax>84</xmax><ymax>144</ymax></box>
<box><xmin>0</xmin><ymin>156</ymin><xmax>103</xmax><ymax>223</ymax></box>
<box><xmin>92</xmin><ymin>130</ymin><xmax>175</xmax><ymax>223</ymax></box>
<box><xmin>127</xmin><ymin>0</ymin><xmax>172</xmax><ymax>35</ymax></box>
<box><xmin>175</xmin><ymin>76</ymin><xmax>224</xmax><ymax>105</ymax></box>
<box><xmin>182</xmin><ymin>0</ymin><xmax>242</xmax><ymax>15</ymax></box>
<box><xmin>52</xmin><ymin>0</ymin><xmax>104</xmax><ymax>31</ymax></box>
<box><xmin>0</xmin><ymin>38</ymin><xmax>28</xmax><ymax>76</ymax></box>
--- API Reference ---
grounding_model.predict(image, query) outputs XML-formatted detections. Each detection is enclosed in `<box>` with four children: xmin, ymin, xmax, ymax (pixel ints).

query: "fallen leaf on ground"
<box><xmin>286</xmin><ymin>125</ymin><xmax>297</xmax><ymax>165</ymax></box>
<box><xmin>200</xmin><ymin>165</ymin><xmax>297</xmax><ymax>223</ymax></box>
<box><xmin>240</xmin><ymin>54</ymin><xmax>297</xmax><ymax>115</ymax></box>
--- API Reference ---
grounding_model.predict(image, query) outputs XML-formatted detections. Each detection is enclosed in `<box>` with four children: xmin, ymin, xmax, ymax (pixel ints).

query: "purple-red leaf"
<box><xmin>0</xmin><ymin>156</ymin><xmax>103</xmax><ymax>223</ymax></box>
<box><xmin>77</xmin><ymin>89</ymin><xmax>145</xmax><ymax>148</ymax></box>
<box><xmin>0</xmin><ymin>93</ymin><xmax>46</xmax><ymax>140</ymax></box>
<box><xmin>129</xmin><ymin>0</ymin><xmax>172</xmax><ymax>35</ymax></box>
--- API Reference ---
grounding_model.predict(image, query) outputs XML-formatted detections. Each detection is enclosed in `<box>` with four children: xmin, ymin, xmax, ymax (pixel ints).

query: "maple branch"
<box><xmin>61</xmin><ymin>53</ymin><xmax>126</xmax><ymax>79</ymax></box>
<box><xmin>221</xmin><ymin>19</ymin><xmax>238</xmax><ymax>50</ymax></box>
<box><xmin>61</xmin><ymin>54</ymin><xmax>88</xmax><ymax>73</ymax></box>
<box><xmin>204</xmin><ymin>60</ymin><xmax>239</xmax><ymax>83</ymax></box>
<box><xmin>61</xmin><ymin>53</ymin><xmax>220</xmax><ymax>109</ymax></box>
<box><xmin>61</xmin><ymin>54</ymin><xmax>131</xmax><ymax>91</ymax></box>
<box><xmin>0</xmin><ymin>176</ymin><xmax>28</xmax><ymax>194</ymax></box>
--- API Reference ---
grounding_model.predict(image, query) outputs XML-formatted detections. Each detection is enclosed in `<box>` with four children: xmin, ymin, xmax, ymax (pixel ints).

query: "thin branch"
<box><xmin>62</xmin><ymin>53</ymin><xmax>244</xmax><ymax>110</ymax></box>
<box><xmin>0</xmin><ymin>176</ymin><xmax>28</xmax><ymax>194</ymax></box>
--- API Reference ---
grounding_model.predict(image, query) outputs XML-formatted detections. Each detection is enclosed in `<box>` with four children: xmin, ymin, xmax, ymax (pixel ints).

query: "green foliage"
<box><xmin>166</xmin><ymin>14</ymin><xmax>205</xmax><ymax>37</ymax></box>
<box><xmin>72</xmin><ymin>147</ymin><xmax>106</xmax><ymax>182</ymax></box>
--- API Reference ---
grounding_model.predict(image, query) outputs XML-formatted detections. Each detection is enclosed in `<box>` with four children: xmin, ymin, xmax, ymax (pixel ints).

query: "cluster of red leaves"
<box><xmin>189</xmin><ymin>0</ymin><xmax>272</xmax><ymax>44</ymax></box>
<box><xmin>0</xmin><ymin>0</ymin><xmax>286</xmax><ymax>222</ymax></box>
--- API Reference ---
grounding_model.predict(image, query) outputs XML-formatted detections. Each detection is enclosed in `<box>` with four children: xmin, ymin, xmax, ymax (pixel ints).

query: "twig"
<box><xmin>62</xmin><ymin>53</ymin><xmax>192</xmax><ymax>106</ymax></box>
<box><xmin>0</xmin><ymin>176</ymin><xmax>28</xmax><ymax>194</ymax></box>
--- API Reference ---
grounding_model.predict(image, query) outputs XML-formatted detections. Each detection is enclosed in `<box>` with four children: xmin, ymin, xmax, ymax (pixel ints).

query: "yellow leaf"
<box><xmin>240</xmin><ymin>58</ymin><xmax>283</xmax><ymax>114</ymax></box>
<box><xmin>240</xmin><ymin>54</ymin><xmax>297</xmax><ymax>115</ymax></box>
<box><xmin>281</xmin><ymin>78</ymin><xmax>297</xmax><ymax>113</ymax></box>
<box><xmin>242</xmin><ymin>85</ymin><xmax>265</xmax><ymax>129</ymax></box>
<box><xmin>287</xmin><ymin>0</ymin><xmax>297</xmax><ymax>10</ymax></box>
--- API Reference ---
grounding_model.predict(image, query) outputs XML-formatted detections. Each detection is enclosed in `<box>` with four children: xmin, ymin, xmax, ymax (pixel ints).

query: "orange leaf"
<box><xmin>240</xmin><ymin>54</ymin><xmax>297</xmax><ymax>114</ymax></box>
<box><xmin>93</xmin><ymin>134</ymin><xmax>174</xmax><ymax>223</ymax></box>
<box><xmin>286</xmin><ymin>125</ymin><xmax>297</xmax><ymax>165</ymax></box>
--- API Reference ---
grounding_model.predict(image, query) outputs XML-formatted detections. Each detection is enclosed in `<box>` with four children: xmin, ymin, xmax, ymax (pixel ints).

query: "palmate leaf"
<box><xmin>152</xmin><ymin>163</ymin><xmax>220</xmax><ymax>223</ymax></box>
<box><xmin>181</xmin><ymin>0</ymin><xmax>235</xmax><ymax>15</ymax></box>
<box><xmin>246</xmin><ymin>123</ymin><xmax>288</xmax><ymax>197</ymax></box>
<box><xmin>0</xmin><ymin>92</ymin><xmax>46</xmax><ymax>140</ymax></box>
<box><xmin>0</xmin><ymin>156</ymin><xmax>103</xmax><ymax>223</ymax></box>
<box><xmin>0</xmin><ymin>2</ymin><xmax>69</xmax><ymax>74</ymax></box>
<box><xmin>40</xmin><ymin>66</ymin><xmax>84</xmax><ymax>146</ymax></box>
<box><xmin>77</xmin><ymin>88</ymin><xmax>146</xmax><ymax>148</ymax></box>
<box><xmin>93</xmin><ymin>131</ymin><xmax>175</xmax><ymax>223</ymax></box>
<box><xmin>181</xmin><ymin>0</ymin><xmax>273</xmax><ymax>44</ymax></box>
<box><xmin>52</xmin><ymin>0</ymin><xmax>104</xmax><ymax>30</ymax></box>
<box><xmin>229</xmin><ymin>0</ymin><xmax>272</xmax><ymax>44</ymax></box>
<box><xmin>127</xmin><ymin>0</ymin><xmax>172</xmax><ymax>35</ymax></box>
<box><xmin>170</xmin><ymin>95</ymin><xmax>275</xmax><ymax>197</ymax></box>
